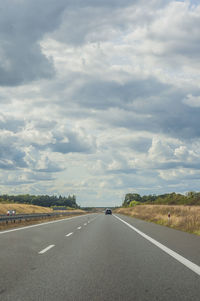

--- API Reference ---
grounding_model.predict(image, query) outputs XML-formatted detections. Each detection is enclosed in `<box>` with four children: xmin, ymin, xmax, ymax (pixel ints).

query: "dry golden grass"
<box><xmin>0</xmin><ymin>203</ymin><xmax>85</xmax><ymax>215</ymax></box>
<box><xmin>115</xmin><ymin>205</ymin><xmax>200</xmax><ymax>235</ymax></box>
<box><xmin>0</xmin><ymin>211</ymin><xmax>86</xmax><ymax>231</ymax></box>
<box><xmin>0</xmin><ymin>203</ymin><xmax>53</xmax><ymax>214</ymax></box>
<box><xmin>0</xmin><ymin>203</ymin><xmax>86</xmax><ymax>230</ymax></box>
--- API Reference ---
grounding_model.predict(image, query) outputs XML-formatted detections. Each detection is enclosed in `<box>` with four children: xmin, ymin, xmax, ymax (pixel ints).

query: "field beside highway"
<box><xmin>115</xmin><ymin>205</ymin><xmax>200</xmax><ymax>235</ymax></box>
<box><xmin>0</xmin><ymin>203</ymin><xmax>53</xmax><ymax>215</ymax></box>
<box><xmin>0</xmin><ymin>203</ymin><xmax>85</xmax><ymax>215</ymax></box>
<box><xmin>0</xmin><ymin>203</ymin><xmax>86</xmax><ymax>231</ymax></box>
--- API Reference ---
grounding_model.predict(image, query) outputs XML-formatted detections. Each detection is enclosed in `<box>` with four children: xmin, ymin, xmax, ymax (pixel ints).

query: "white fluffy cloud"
<box><xmin>0</xmin><ymin>0</ymin><xmax>200</xmax><ymax>206</ymax></box>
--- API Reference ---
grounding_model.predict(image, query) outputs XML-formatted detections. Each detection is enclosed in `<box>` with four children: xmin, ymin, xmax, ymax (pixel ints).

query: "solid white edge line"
<box><xmin>113</xmin><ymin>214</ymin><xmax>200</xmax><ymax>277</ymax></box>
<box><xmin>38</xmin><ymin>244</ymin><xmax>55</xmax><ymax>254</ymax></box>
<box><xmin>66</xmin><ymin>232</ymin><xmax>73</xmax><ymax>237</ymax></box>
<box><xmin>0</xmin><ymin>213</ymin><xmax>94</xmax><ymax>235</ymax></box>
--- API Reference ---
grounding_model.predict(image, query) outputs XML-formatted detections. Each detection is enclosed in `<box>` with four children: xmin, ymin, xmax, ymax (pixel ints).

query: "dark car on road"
<box><xmin>105</xmin><ymin>208</ymin><xmax>112</xmax><ymax>215</ymax></box>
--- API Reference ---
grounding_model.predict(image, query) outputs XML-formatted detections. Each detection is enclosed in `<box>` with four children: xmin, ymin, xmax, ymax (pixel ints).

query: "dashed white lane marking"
<box><xmin>66</xmin><ymin>232</ymin><xmax>73</xmax><ymax>237</ymax></box>
<box><xmin>77</xmin><ymin>226</ymin><xmax>82</xmax><ymax>230</ymax></box>
<box><xmin>38</xmin><ymin>244</ymin><xmax>55</xmax><ymax>255</ymax></box>
<box><xmin>114</xmin><ymin>214</ymin><xmax>200</xmax><ymax>277</ymax></box>
<box><xmin>86</xmin><ymin>215</ymin><xmax>99</xmax><ymax>224</ymax></box>
<box><xmin>0</xmin><ymin>214</ymin><xmax>95</xmax><ymax>235</ymax></box>
<box><xmin>84</xmin><ymin>223</ymin><xmax>87</xmax><ymax>226</ymax></box>
<box><xmin>90</xmin><ymin>216</ymin><xmax>98</xmax><ymax>222</ymax></box>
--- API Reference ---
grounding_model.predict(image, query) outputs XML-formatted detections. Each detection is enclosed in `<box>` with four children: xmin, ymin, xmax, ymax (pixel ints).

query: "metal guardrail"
<box><xmin>0</xmin><ymin>211</ymin><xmax>85</xmax><ymax>224</ymax></box>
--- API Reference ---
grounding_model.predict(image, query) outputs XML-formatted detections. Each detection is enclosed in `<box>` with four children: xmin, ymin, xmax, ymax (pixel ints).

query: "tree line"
<box><xmin>122</xmin><ymin>192</ymin><xmax>200</xmax><ymax>207</ymax></box>
<box><xmin>0</xmin><ymin>194</ymin><xmax>79</xmax><ymax>208</ymax></box>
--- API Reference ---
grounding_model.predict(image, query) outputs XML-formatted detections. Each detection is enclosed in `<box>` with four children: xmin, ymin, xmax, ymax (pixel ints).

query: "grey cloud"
<box><xmin>0</xmin><ymin>140</ymin><xmax>27</xmax><ymax>170</ymax></box>
<box><xmin>0</xmin><ymin>118</ymin><xmax>63</xmax><ymax>173</ymax></box>
<box><xmin>152</xmin><ymin>161</ymin><xmax>200</xmax><ymax>171</ymax></box>
<box><xmin>0</xmin><ymin>171</ymin><xmax>54</xmax><ymax>186</ymax></box>
<box><xmin>73</xmin><ymin>77</ymin><xmax>169</xmax><ymax>110</ymax></box>
<box><xmin>104</xmin><ymin>171</ymin><xmax>160</xmax><ymax>191</ymax></box>
<box><xmin>1</xmin><ymin>0</ymin><xmax>200</xmax><ymax>201</ymax></box>
<box><xmin>99</xmin><ymin>134</ymin><xmax>152</xmax><ymax>154</ymax></box>
<box><xmin>48</xmin><ymin>131</ymin><xmax>94</xmax><ymax>154</ymax></box>
<box><xmin>28</xmin><ymin>172</ymin><xmax>54</xmax><ymax>182</ymax></box>
<box><xmin>0</xmin><ymin>179</ymin><xmax>33</xmax><ymax>186</ymax></box>
<box><xmin>96</xmin><ymin>84</ymin><xmax>200</xmax><ymax>140</ymax></box>
<box><xmin>0</xmin><ymin>0</ymin><xmax>155</xmax><ymax>86</ymax></box>
<box><xmin>0</xmin><ymin>0</ymin><xmax>69</xmax><ymax>86</ymax></box>
<box><xmin>0</xmin><ymin>114</ymin><xmax>25</xmax><ymax>133</ymax></box>
<box><xmin>53</xmin><ymin>7</ymin><xmax>128</xmax><ymax>45</ymax></box>
<box><xmin>67</xmin><ymin>0</ymin><xmax>139</xmax><ymax>7</ymax></box>
<box><xmin>128</xmin><ymin>137</ymin><xmax>152</xmax><ymax>153</ymax></box>
<box><xmin>30</xmin><ymin>128</ymin><xmax>95</xmax><ymax>154</ymax></box>
<box><xmin>52</xmin><ymin>0</ymin><xmax>169</xmax><ymax>45</ymax></box>
<box><xmin>155</xmin><ymin>106</ymin><xmax>200</xmax><ymax>140</ymax></box>
<box><xmin>33</xmin><ymin>119</ymin><xmax>57</xmax><ymax>130</ymax></box>
<box><xmin>0</xmin><ymin>160</ymin><xmax>15</xmax><ymax>170</ymax></box>
<box><xmin>52</xmin><ymin>73</ymin><xmax>200</xmax><ymax>141</ymax></box>
<box><xmin>144</xmin><ymin>2</ymin><xmax>200</xmax><ymax>67</ymax></box>
<box><xmin>28</xmin><ymin>152</ymin><xmax>64</xmax><ymax>173</ymax></box>
<box><xmin>0</xmin><ymin>137</ymin><xmax>61</xmax><ymax>181</ymax></box>
<box><xmin>107</xmin><ymin>168</ymin><xmax>138</xmax><ymax>175</ymax></box>
<box><xmin>36</xmin><ymin>165</ymin><xmax>63</xmax><ymax>173</ymax></box>
<box><xmin>0</xmin><ymin>43</ymin><xmax>54</xmax><ymax>86</ymax></box>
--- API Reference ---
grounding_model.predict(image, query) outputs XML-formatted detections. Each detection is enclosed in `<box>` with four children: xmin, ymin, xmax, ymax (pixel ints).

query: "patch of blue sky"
<box><xmin>176</xmin><ymin>0</ymin><xmax>199</xmax><ymax>7</ymax></box>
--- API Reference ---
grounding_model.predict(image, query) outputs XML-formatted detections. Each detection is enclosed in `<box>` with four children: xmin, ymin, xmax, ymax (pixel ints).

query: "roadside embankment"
<box><xmin>0</xmin><ymin>203</ymin><xmax>53</xmax><ymax>214</ymax></box>
<box><xmin>115</xmin><ymin>205</ymin><xmax>200</xmax><ymax>235</ymax></box>
<box><xmin>0</xmin><ymin>203</ymin><xmax>86</xmax><ymax>230</ymax></box>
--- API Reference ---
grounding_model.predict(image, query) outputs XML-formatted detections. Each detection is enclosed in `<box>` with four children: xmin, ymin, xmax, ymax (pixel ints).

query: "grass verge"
<box><xmin>0</xmin><ymin>203</ymin><xmax>53</xmax><ymax>214</ymax></box>
<box><xmin>115</xmin><ymin>205</ymin><xmax>200</xmax><ymax>235</ymax></box>
<box><xmin>0</xmin><ymin>212</ymin><xmax>87</xmax><ymax>231</ymax></box>
<box><xmin>0</xmin><ymin>203</ymin><xmax>86</xmax><ymax>231</ymax></box>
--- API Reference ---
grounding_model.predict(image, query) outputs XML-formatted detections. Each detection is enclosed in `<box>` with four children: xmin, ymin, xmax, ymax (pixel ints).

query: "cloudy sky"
<box><xmin>0</xmin><ymin>0</ymin><xmax>200</xmax><ymax>206</ymax></box>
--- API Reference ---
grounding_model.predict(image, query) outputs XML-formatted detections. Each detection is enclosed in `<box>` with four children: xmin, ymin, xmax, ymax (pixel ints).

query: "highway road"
<box><xmin>0</xmin><ymin>213</ymin><xmax>200</xmax><ymax>300</ymax></box>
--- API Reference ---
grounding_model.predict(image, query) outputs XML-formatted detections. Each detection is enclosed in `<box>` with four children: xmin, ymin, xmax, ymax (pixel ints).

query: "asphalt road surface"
<box><xmin>0</xmin><ymin>213</ymin><xmax>200</xmax><ymax>301</ymax></box>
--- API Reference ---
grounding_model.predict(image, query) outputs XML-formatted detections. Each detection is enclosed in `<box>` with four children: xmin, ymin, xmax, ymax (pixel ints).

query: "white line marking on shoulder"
<box><xmin>113</xmin><ymin>214</ymin><xmax>200</xmax><ymax>277</ymax></box>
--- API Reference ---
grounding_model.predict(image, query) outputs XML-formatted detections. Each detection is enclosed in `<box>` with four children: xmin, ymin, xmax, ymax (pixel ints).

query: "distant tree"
<box><xmin>0</xmin><ymin>194</ymin><xmax>79</xmax><ymax>208</ymax></box>
<box><xmin>121</xmin><ymin>191</ymin><xmax>200</xmax><ymax>206</ymax></box>
<box><xmin>122</xmin><ymin>193</ymin><xmax>142</xmax><ymax>207</ymax></box>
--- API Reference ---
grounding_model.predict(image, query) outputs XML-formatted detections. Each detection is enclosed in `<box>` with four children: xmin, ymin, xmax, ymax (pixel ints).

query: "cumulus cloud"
<box><xmin>0</xmin><ymin>130</ymin><xmax>27</xmax><ymax>170</ymax></box>
<box><xmin>0</xmin><ymin>0</ymin><xmax>200</xmax><ymax>205</ymax></box>
<box><xmin>0</xmin><ymin>115</ymin><xmax>95</xmax><ymax>190</ymax></box>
